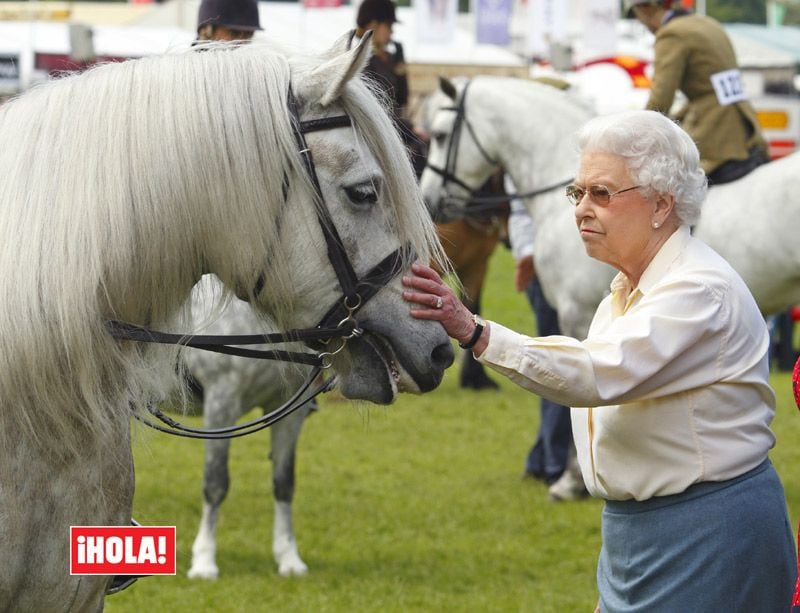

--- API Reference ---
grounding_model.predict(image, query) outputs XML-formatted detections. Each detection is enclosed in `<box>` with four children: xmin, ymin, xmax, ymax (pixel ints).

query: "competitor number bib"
<box><xmin>710</xmin><ymin>69</ymin><xmax>747</xmax><ymax>106</ymax></box>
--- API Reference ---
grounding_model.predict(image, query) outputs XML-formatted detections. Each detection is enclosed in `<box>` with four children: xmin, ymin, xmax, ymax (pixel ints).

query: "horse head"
<box><xmin>206</xmin><ymin>35</ymin><xmax>454</xmax><ymax>403</ymax></box>
<box><xmin>419</xmin><ymin>76</ymin><xmax>501</xmax><ymax>222</ymax></box>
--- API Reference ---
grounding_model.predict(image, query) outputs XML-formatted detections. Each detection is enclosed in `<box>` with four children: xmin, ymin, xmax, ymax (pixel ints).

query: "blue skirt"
<box><xmin>598</xmin><ymin>459</ymin><xmax>796</xmax><ymax>613</ymax></box>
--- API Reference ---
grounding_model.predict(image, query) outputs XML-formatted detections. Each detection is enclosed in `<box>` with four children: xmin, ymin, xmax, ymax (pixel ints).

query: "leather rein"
<box><xmin>107</xmin><ymin>89</ymin><xmax>410</xmax><ymax>439</ymax></box>
<box><xmin>424</xmin><ymin>80</ymin><xmax>572</xmax><ymax>220</ymax></box>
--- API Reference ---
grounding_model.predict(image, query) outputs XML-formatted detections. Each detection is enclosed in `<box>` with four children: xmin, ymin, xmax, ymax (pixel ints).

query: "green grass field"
<box><xmin>107</xmin><ymin>247</ymin><xmax>800</xmax><ymax>613</ymax></box>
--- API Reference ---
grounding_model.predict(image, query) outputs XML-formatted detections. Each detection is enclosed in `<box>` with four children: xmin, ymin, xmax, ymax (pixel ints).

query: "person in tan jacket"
<box><xmin>625</xmin><ymin>0</ymin><xmax>769</xmax><ymax>184</ymax></box>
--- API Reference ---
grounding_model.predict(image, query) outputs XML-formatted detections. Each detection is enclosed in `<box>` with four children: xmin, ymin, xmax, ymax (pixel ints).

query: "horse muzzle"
<box><xmin>335</xmin><ymin>327</ymin><xmax>453</xmax><ymax>404</ymax></box>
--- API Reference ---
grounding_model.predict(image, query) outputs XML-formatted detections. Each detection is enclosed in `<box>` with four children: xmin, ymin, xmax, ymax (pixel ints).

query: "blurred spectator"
<box><xmin>196</xmin><ymin>0</ymin><xmax>262</xmax><ymax>43</ymax></box>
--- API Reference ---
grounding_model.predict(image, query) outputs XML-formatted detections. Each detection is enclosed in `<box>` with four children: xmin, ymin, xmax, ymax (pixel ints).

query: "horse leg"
<box><xmin>187</xmin><ymin>387</ymin><xmax>241</xmax><ymax>580</ymax></box>
<box><xmin>270</xmin><ymin>401</ymin><xmax>314</xmax><ymax>577</ymax></box>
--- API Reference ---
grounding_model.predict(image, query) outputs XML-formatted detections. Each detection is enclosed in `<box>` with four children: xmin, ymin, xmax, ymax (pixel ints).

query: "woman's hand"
<box><xmin>402</xmin><ymin>263</ymin><xmax>477</xmax><ymax>345</ymax></box>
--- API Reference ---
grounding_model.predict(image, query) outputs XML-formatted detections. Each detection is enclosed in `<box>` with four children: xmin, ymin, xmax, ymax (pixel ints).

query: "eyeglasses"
<box><xmin>565</xmin><ymin>184</ymin><xmax>641</xmax><ymax>206</ymax></box>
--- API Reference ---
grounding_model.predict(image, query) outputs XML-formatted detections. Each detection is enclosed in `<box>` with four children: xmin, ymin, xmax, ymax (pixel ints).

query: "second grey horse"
<box><xmin>183</xmin><ymin>274</ymin><xmax>316</xmax><ymax>579</ymax></box>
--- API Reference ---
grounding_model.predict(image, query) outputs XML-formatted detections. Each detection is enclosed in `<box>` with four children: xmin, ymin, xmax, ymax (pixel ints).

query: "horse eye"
<box><xmin>344</xmin><ymin>182</ymin><xmax>379</xmax><ymax>208</ymax></box>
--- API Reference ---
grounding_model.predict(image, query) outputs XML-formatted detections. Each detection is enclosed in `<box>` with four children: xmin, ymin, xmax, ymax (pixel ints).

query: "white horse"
<box><xmin>421</xmin><ymin>76</ymin><xmax>609</xmax><ymax>340</ymax></box>
<box><xmin>693</xmin><ymin>167</ymin><xmax>800</xmax><ymax>316</ymax></box>
<box><xmin>182</xmin><ymin>275</ymin><xmax>314</xmax><ymax>580</ymax></box>
<box><xmin>0</xmin><ymin>35</ymin><xmax>454</xmax><ymax>611</ymax></box>
<box><xmin>421</xmin><ymin>75</ymin><xmax>800</xmax><ymax>340</ymax></box>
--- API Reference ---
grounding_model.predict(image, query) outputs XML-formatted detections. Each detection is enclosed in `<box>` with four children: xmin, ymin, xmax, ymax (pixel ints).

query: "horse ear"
<box><xmin>302</xmin><ymin>30</ymin><xmax>372</xmax><ymax>107</ymax></box>
<box><xmin>323</xmin><ymin>29</ymin><xmax>358</xmax><ymax>57</ymax></box>
<box><xmin>438</xmin><ymin>76</ymin><xmax>458</xmax><ymax>101</ymax></box>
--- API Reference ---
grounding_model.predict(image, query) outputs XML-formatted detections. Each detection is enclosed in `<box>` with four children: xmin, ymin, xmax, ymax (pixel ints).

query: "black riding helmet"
<box><xmin>356</xmin><ymin>0</ymin><xmax>399</xmax><ymax>28</ymax></box>
<box><xmin>622</xmin><ymin>0</ymin><xmax>669</xmax><ymax>18</ymax></box>
<box><xmin>197</xmin><ymin>0</ymin><xmax>262</xmax><ymax>33</ymax></box>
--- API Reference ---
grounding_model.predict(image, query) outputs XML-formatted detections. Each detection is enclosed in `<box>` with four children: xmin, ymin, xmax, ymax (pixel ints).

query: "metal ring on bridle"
<box><xmin>338</xmin><ymin>315</ymin><xmax>363</xmax><ymax>339</ymax></box>
<box><xmin>319</xmin><ymin>341</ymin><xmax>345</xmax><ymax>369</ymax></box>
<box><xmin>320</xmin><ymin>295</ymin><xmax>362</xmax><ymax>345</ymax></box>
<box><xmin>344</xmin><ymin>294</ymin><xmax>362</xmax><ymax>313</ymax></box>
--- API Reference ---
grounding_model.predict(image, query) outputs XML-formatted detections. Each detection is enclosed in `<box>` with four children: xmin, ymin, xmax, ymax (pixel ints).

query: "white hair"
<box><xmin>577</xmin><ymin>110</ymin><xmax>707</xmax><ymax>225</ymax></box>
<box><xmin>0</xmin><ymin>42</ymin><xmax>444</xmax><ymax>462</ymax></box>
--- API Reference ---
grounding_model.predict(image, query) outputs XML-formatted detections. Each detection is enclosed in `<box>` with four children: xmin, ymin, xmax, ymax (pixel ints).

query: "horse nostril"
<box><xmin>431</xmin><ymin>342</ymin><xmax>455</xmax><ymax>370</ymax></box>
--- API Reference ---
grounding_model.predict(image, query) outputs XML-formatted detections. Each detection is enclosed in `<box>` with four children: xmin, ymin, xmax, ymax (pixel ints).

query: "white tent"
<box><xmin>0</xmin><ymin>0</ymin><xmax>527</xmax><ymax>94</ymax></box>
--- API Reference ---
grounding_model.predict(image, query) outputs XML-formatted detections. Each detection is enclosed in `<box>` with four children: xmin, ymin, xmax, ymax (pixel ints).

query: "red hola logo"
<box><xmin>70</xmin><ymin>526</ymin><xmax>176</xmax><ymax>575</ymax></box>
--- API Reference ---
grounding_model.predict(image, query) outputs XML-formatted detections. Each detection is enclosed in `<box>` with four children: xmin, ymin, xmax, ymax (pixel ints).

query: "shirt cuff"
<box><xmin>512</xmin><ymin>244</ymin><xmax>535</xmax><ymax>262</ymax></box>
<box><xmin>476</xmin><ymin>321</ymin><xmax>526</xmax><ymax>372</ymax></box>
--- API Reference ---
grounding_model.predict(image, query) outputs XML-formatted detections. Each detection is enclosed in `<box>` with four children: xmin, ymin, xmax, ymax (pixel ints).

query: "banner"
<box><xmin>71</xmin><ymin>526</ymin><xmax>176</xmax><ymax>576</ymax></box>
<box><xmin>476</xmin><ymin>0</ymin><xmax>512</xmax><ymax>46</ymax></box>
<box><xmin>582</xmin><ymin>0</ymin><xmax>617</xmax><ymax>59</ymax></box>
<box><xmin>303</xmin><ymin>0</ymin><xmax>343</xmax><ymax>7</ymax></box>
<box><xmin>526</xmin><ymin>0</ymin><xmax>568</xmax><ymax>58</ymax></box>
<box><xmin>415</xmin><ymin>0</ymin><xmax>457</xmax><ymax>45</ymax></box>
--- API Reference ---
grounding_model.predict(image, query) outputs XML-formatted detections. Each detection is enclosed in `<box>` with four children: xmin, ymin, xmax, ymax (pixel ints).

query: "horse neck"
<box><xmin>470</xmin><ymin>79</ymin><xmax>583</xmax><ymax>226</ymax></box>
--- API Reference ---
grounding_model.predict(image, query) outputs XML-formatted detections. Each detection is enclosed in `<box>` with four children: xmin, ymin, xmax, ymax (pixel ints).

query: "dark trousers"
<box><xmin>770</xmin><ymin>310</ymin><xmax>799</xmax><ymax>371</ymax></box>
<box><xmin>707</xmin><ymin>146</ymin><xmax>769</xmax><ymax>186</ymax></box>
<box><xmin>523</xmin><ymin>278</ymin><xmax>572</xmax><ymax>483</ymax></box>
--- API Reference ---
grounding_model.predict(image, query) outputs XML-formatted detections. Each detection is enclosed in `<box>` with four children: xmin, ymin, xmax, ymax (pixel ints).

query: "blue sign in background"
<box><xmin>476</xmin><ymin>0</ymin><xmax>512</xmax><ymax>46</ymax></box>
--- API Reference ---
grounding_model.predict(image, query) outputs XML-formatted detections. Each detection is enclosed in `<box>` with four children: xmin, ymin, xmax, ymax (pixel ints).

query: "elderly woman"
<box><xmin>403</xmin><ymin>110</ymin><xmax>796</xmax><ymax>611</ymax></box>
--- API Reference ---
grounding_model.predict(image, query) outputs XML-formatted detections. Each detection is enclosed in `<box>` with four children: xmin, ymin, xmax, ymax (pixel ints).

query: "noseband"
<box><xmin>107</xmin><ymin>87</ymin><xmax>411</xmax><ymax>439</ymax></box>
<box><xmin>425</xmin><ymin>80</ymin><xmax>572</xmax><ymax>220</ymax></box>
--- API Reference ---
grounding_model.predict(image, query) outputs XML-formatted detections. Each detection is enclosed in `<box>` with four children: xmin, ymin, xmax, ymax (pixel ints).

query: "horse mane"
<box><xmin>496</xmin><ymin>75</ymin><xmax>595</xmax><ymax>127</ymax></box>
<box><xmin>0</xmin><ymin>41</ymin><xmax>444</xmax><ymax>461</ymax></box>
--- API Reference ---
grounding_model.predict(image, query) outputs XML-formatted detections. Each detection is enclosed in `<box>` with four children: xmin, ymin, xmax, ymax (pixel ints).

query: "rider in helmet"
<box><xmin>624</xmin><ymin>0</ymin><xmax>769</xmax><ymax>185</ymax></box>
<box><xmin>356</xmin><ymin>0</ymin><xmax>407</xmax><ymax>119</ymax></box>
<box><xmin>355</xmin><ymin>0</ymin><xmax>427</xmax><ymax>177</ymax></box>
<box><xmin>197</xmin><ymin>0</ymin><xmax>262</xmax><ymax>42</ymax></box>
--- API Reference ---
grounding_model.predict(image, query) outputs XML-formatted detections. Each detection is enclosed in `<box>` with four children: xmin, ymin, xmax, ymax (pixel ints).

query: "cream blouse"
<box><xmin>478</xmin><ymin>226</ymin><xmax>776</xmax><ymax>501</ymax></box>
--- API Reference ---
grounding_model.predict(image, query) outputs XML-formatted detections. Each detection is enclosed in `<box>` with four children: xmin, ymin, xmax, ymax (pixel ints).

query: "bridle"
<box><xmin>424</xmin><ymin>80</ymin><xmax>499</xmax><ymax>219</ymax></box>
<box><xmin>107</xmin><ymin>87</ymin><xmax>411</xmax><ymax>439</ymax></box>
<box><xmin>424</xmin><ymin>80</ymin><xmax>572</xmax><ymax>221</ymax></box>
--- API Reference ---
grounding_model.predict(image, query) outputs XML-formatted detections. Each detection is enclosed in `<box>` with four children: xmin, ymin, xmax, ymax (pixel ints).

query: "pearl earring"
<box><xmin>653</xmin><ymin>222</ymin><xmax>660</xmax><ymax>229</ymax></box>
